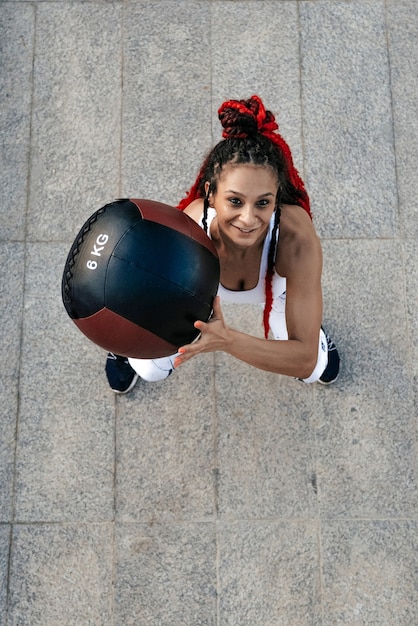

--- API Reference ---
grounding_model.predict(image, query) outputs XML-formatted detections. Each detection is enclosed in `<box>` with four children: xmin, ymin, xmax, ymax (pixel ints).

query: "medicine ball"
<box><xmin>62</xmin><ymin>198</ymin><xmax>220</xmax><ymax>358</ymax></box>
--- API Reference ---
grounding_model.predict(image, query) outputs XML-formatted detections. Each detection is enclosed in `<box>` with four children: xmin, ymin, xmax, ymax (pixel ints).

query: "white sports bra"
<box><xmin>199</xmin><ymin>208</ymin><xmax>286</xmax><ymax>304</ymax></box>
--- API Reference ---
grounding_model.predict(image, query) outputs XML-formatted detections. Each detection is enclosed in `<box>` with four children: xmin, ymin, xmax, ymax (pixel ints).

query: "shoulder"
<box><xmin>279</xmin><ymin>203</ymin><xmax>316</xmax><ymax>236</ymax></box>
<box><xmin>276</xmin><ymin>204</ymin><xmax>322</xmax><ymax>277</ymax></box>
<box><xmin>183</xmin><ymin>198</ymin><xmax>204</xmax><ymax>224</ymax></box>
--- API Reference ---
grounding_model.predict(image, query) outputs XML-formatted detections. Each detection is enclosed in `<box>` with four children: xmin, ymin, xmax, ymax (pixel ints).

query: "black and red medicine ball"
<box><xmin>62</xmin><ymin>198</ymin><xmax>220</xmax><ymax>358</ymax></box>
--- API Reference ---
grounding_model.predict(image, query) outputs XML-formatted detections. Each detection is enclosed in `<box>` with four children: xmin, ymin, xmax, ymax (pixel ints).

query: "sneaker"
<box><xmin>105</xmin><ymin>353</ymin><xmax>139</xmax><ymax>394</ymax></box>
<box><xmin>318</xmin><ymin>330</ymin><xmax>340</xmax><ymax>385</ymax></box>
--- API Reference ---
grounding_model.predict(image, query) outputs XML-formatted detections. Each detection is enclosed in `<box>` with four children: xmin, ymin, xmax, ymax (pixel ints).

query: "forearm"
<box><xmin>223</xmin><ymin>327</ymin><xmax>318</xmax><ymax>379</ymax></box>
<box><xmin>175</xmin><ymin>297</ymin><xmax>319</xmax><ymax>379</ymax></box>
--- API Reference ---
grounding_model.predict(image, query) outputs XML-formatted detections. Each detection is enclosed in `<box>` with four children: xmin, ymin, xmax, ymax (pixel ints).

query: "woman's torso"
<box><xmin>199</xmin><ymin>208</ymin><xmax>286</xmax><ymax>304</ymax></box>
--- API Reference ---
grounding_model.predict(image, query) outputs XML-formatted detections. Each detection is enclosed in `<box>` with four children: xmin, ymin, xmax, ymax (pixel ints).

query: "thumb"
<box><xmin>211</xmin><ymin>295</ymin><xmax>222</xmax><ymax>319</ymax></box>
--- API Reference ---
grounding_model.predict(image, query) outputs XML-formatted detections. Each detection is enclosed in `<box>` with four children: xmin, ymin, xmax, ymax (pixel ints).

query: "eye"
<box><xmin>228</xmin><ymin>197</ymin><xmax>242</xmax><ymax>206</ymax></box>
<box><xmin>256</xmin><ymin>199</ymin><xmax>271</xmax><ymax>208</ymax></box>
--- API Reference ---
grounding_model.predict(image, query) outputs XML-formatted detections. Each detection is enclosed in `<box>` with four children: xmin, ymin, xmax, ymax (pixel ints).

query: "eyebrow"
<box><xmin>225</xmin><ymin>190</ymin><xmax>275</xmax><ymax>197</ymax></box>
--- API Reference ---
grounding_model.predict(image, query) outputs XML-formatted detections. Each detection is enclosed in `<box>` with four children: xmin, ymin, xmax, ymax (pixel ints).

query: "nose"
<box><xmin>239</xmin><ymin>204</ymin><xmax>257</xmax><ymax>226</ymax></box>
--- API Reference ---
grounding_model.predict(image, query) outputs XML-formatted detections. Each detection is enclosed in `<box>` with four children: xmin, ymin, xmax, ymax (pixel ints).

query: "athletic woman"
<box><xmin>105</xmin><ymin>95</ymin><xmax>340</xmax><ymax>393</ymax></box>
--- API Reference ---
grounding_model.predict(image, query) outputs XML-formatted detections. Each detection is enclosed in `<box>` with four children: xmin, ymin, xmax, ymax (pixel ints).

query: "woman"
<box><xmin>105</xmin><ymin>95</ymin><xmax>340</xmax><ymax>393</ymax></box>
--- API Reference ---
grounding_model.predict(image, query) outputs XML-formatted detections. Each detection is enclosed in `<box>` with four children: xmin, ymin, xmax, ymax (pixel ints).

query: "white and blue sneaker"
<box><xmin>318</xmin><ymin>330</ymin><xmax>340</xmax><ymax>385</ymax></box>
<box><xmin>105</xmin><ymin>353</ymin><xmax>139</xmax><ymax>394</ymax></box>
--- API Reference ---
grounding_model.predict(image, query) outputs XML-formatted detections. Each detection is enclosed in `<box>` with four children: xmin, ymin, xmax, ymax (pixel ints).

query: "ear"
<box><xmin>204</xmin><ymin>181</ymin><xmax>214</xmax><ymax>206</ymax></box>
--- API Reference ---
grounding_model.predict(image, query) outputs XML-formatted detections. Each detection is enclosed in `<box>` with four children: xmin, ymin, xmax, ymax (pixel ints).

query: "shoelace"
<box><xmin>107</xmin><ymin>352</ymin><xmax>129</xmax><ymax>363</ymax></box>
<box><xmin>324</xmin><ymin>334</ymin><xmax>337</xmax><ymax>352</ymax></box>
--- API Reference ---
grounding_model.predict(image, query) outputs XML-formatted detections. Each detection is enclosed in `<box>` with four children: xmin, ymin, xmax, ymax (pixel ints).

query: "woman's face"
<box><xmin>208</xmin><ymin>163</ymin><xmax>278</xmax><ymax>249</ymax></box>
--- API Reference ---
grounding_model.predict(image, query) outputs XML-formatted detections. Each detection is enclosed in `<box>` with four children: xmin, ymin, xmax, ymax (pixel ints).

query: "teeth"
<box><xmin>232</xmin><ymin>225</ymin><xmax>255</xmax><ymax>233</ymax></box>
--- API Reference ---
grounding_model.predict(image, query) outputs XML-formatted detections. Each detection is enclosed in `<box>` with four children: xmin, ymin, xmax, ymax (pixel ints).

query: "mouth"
<box><xmin>232</xmin><ymin>224</ymin><xmax>259</xmax><ymax>234</ymax></box>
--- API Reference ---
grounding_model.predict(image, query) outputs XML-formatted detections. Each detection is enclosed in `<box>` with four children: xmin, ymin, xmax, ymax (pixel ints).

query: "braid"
<box><xmin>263</xmin><ymin>191</ymin><xmax>281</xmax><ymax>339</ymax></box>
<box><xmin>177</xmin><ymin>153</ymin><xmax>211</xmax><ymax>212</ymax></box>
<box><xmin>218</xmin><ymin>99</ymin><xmax>259</xmax><ymax>139</ymax></box>
<box><xmin>177</xmin><ymin>95</ymin><xmax>311</xmax><ymax>338</ymax></box>
<box><xmin>202</xmin><ymin>193</ymin><xmax>209</xmax><ymax>234</ymax></box>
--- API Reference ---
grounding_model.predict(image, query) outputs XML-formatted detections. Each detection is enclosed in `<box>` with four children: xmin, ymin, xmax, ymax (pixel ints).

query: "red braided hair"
<box><xmin>218</xmin><ymin>96</ymin><xmax>311</xmax><ymax>217</ymax></box>
<box><xmin>177</xmin><ymin>95</ymin><xmax>312</xmax><ymax>339</ymax></box>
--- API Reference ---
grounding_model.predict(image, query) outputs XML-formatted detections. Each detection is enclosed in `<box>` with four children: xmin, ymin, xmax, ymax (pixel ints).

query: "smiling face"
<box><xmin>207</xmin><ymin>163</ymin><xmax>279</xmax><ymax>248</ymax></box>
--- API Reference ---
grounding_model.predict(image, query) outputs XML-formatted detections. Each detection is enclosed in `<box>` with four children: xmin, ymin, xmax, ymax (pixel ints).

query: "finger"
<box><xmin>174</xmin><ymin>348</ymin><xmax>198</xmax><ymax>368</ymax></box>
<box><xmin>174</xmin><ymin>344</ymin><xmax>198</xmax><ymax>367</ymax></box>
<box><xmin>174</xmin><ymin>347</ymin><xmax>186</xmax><ymax>368</ymax></box>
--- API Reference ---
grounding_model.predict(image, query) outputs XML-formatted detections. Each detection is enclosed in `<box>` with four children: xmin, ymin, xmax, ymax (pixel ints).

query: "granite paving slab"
<box><xmin>115</xmin><ymin>521</ymin><xmax>216</xmax><ymax>626</ymax></box>
<box><xmin>317</xmin><ymin>240</ymin><xmax>417</xmax><ymax>518</ymax></box>
<box><xmin>0</xmin><ymin>525</ymin><xmax>10</xmax><ymax>625</ymax></box>
<box><xmin>218</xmin><ymin>520</ymin><xmax>322</xmax><ymax>625</ymax></box>
<box><xmin>0</xmin><ymin>243</ymin><xmax>25</xmax><ymax>523</ymax></box>
<box><xmin>300</xmin><ymin>1</ymin><xmax>397</xmax><ymax>238</ymax></box>
<box><xmin>8</xmin><ymin>523</ymin><xmax>113</xmax><ymax>625</ymax></box>
<box><xmin>122</xmin><ymin>1</ymin><xmax>212</xmax><ymax>206</ymax></box>
<box><xmin>14</xmin><ymin>244</ymin><xmax>115</xmax><ymax>522</ymax></box>
<box><xmin>321</xmin><ymin>520</ymin><xmax>418</xmax><ymax>625</ymax></box>
<box><xmin>403</xmin><ymin>240</ymin><xmax>418</xmax><ymax>411</ymax></box>
<box><xmin>211</xmin><ymin>0</ymin><xmax>305</xmax><ymax>170</ymax></box>
<box><xmin>27</xmin><ymin>3</ymin><xmax>122</xmax><ymax>242</ymax></box>
<box><xmin>387</xmin><ymin>0</ymin><xmax>418</xmax><ymax>239</ymax></box>
<box><xmin>0</xmin><ymin>3</ymin><xmax>34</xmax><ymax>242</ymax></box>
<box><xmin>116</xmin><ymin>354</ymin><xmax>217</xmax><ymax>523</ymax></box>
<box><xmin>215</xmin><ymin>352</ymin><xmax>318</xmax><ymax>519</ymax></box>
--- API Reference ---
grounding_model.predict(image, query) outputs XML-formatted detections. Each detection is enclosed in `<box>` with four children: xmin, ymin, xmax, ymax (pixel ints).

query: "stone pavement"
<box><xmin>1</xmin><ymin>1</ymin><xmax>417</xmax><ymax>624</ymax></box>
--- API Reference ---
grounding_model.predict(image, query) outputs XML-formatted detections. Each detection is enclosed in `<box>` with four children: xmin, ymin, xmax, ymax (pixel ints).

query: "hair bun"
<box><xmin>218</xmin><ymin>95</ymin><xmax>278</xmax><ymax>139</ymax></box>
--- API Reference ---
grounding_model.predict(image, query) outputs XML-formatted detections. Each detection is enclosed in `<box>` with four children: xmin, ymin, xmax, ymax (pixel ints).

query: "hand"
<box><xmin>174</xmin><ymin>297</ymin><xmax>230</xmax><ymax>367</ymax></box>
